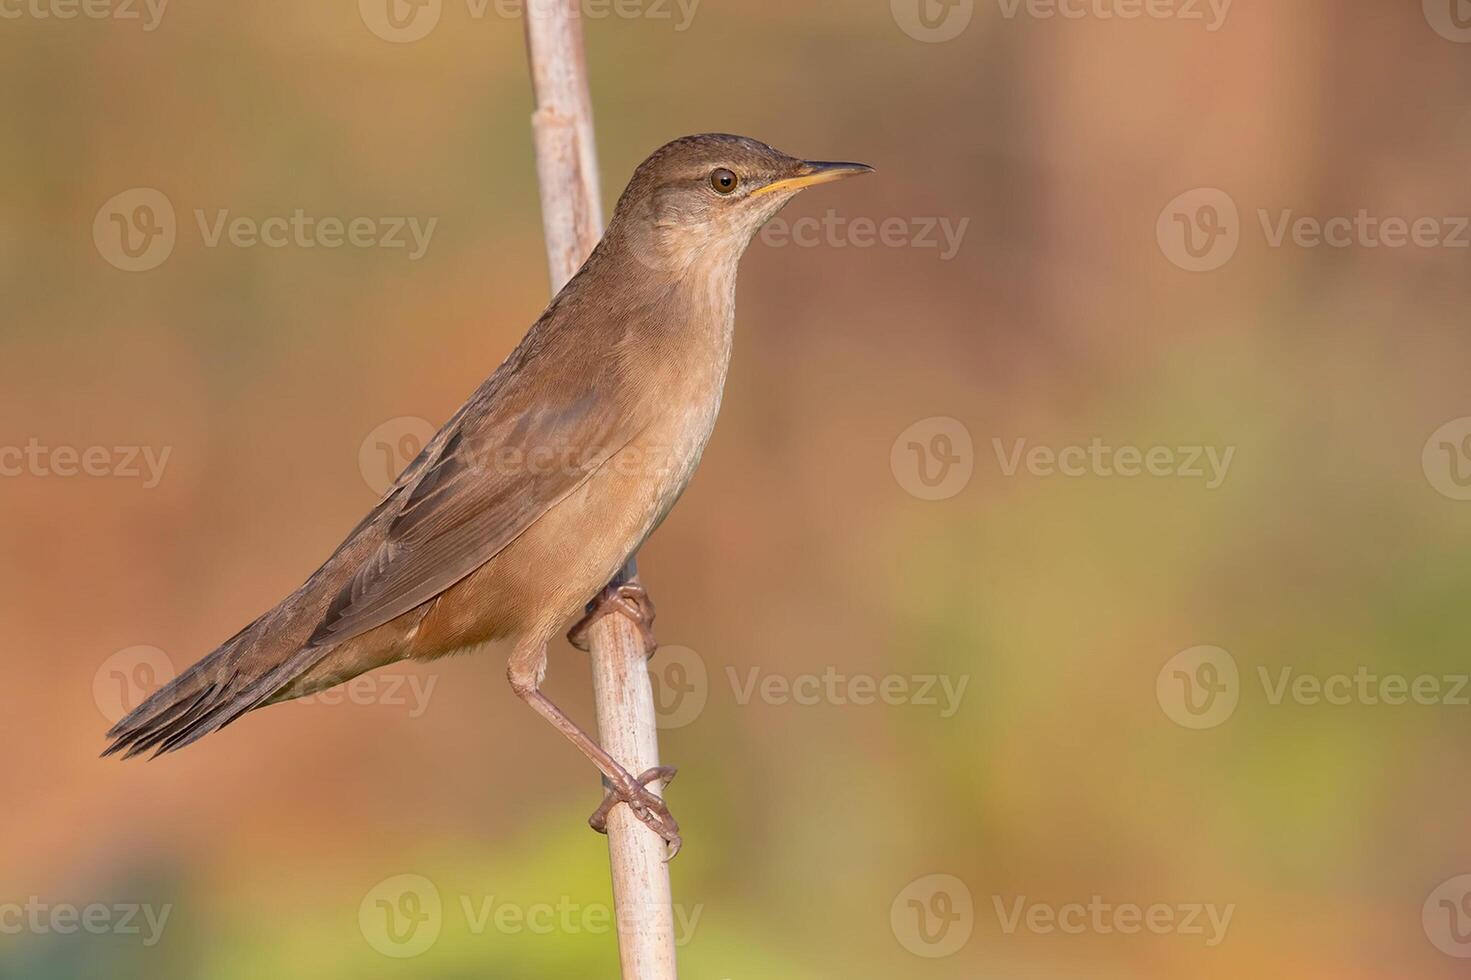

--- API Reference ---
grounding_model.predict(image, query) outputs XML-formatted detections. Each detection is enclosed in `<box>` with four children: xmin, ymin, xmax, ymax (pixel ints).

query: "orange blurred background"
<box><xmin>4</xmin><ymin>1</ymin><xmax>1471</xmax><ymax>976</ymax></box>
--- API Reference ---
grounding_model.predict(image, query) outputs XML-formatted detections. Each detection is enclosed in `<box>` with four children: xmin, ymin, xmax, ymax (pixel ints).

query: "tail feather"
<box><xmin>119</xmin><ymin>683</ymin><xmax>221</xmax><ymax>759</ymax></box>
<box><xmin>103</xmin><ymin>620</ymin><xmax>255</xmax><ymax>746</ymax></box>
<box><xmin>102</xmin><ymin>621</ymin><xmax>332</xmax><ymax>760</ymax></box>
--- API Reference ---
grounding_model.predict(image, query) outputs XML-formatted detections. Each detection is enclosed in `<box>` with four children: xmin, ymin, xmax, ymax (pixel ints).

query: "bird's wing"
<box><xmin>308</xmin><ymin>344</ymin><xmax>640</xmax><ymax>648</ymax></box>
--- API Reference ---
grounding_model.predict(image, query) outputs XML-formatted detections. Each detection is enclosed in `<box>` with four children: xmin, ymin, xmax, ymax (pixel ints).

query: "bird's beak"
<box><xmin>748</xmin><ymin>160</ymin><xmax>875</xmax><ymax>198</ymax></box>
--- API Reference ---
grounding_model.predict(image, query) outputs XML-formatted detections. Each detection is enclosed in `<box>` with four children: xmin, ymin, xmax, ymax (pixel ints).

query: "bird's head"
<box><xmin>608</xmin><ymin>133</ymin><xmax>873</xmax><ymax>275</ymax></box>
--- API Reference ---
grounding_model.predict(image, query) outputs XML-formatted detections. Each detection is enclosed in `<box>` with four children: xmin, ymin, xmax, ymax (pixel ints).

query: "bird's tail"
<box><xmin>102</xmin><ymin>618</ymin><xmax>331</xmax><ymax>760</ymax></box>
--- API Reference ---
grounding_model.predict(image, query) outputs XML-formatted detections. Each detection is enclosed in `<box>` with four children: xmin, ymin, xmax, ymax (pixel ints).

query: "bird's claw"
<box><xmin>589</xmin><ymin>765</ymin><xmax>681</xmax><ymax>860</ymax></box>
<box><xmin>568</xmin><ymin>581</ymin><xmax>657</xmax><ymax>657</ymax></box>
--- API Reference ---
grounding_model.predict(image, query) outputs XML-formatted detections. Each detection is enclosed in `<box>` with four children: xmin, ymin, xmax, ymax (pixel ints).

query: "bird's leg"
<box><xmin>508</xmin><ymin>641</ymin><xmax>681</xmax><ymax>858</ymax></box>
<box><xmin>567</xmin><ymin>559</ymin><xmax>657</xmax><ymax>657</ymax></box>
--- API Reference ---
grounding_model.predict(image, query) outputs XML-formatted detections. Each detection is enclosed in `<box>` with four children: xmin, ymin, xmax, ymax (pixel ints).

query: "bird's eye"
<box><xmin>709</xmin><ymin>168</ymin><xmax>738</xmax><ymax>195</ymax></box>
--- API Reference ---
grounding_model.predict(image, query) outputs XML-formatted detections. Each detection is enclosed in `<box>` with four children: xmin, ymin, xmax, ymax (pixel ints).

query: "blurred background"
<box><xmin>4</xmin><ymin>0</ymin><xmax>1471</xmax><ymax>976</ymax></box>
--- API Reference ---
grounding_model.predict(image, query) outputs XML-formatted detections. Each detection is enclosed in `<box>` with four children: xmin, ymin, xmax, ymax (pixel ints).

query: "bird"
<box><xmin>103</xmin><ymin>133</ymin><xmax>873</xmax><ymax>855</ymax></box>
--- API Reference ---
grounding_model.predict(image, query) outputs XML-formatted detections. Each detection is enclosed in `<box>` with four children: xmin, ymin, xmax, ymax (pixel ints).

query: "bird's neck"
<box><xmin>673</xmin><ymin>245</ymin><xmax>742</xmax><ymax>335</ymax></box>
<box><xmin>588</xmin><ymin>237</ymin><xmax>743</xmax><ymax>400</ymax></box>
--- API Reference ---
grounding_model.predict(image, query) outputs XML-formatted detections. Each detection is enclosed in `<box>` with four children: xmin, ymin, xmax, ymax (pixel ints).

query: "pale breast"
<box><xmin>605</xmin><ymin>248</ymin><xmax>735</xmax><ymax>515</ymax></box>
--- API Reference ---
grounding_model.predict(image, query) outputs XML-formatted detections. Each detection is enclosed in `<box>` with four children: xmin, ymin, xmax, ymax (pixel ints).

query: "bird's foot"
<box><xmin>589</xmin><ymin>765</ymin><xmax>681</xmax><ymax>860</ymax></box>
<box><xmin>568</xmin><ymin>580</ymin><xmax>657</xmax><ymax>657</ymax></box>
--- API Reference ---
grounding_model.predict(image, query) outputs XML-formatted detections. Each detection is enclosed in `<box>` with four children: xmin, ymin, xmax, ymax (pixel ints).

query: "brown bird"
<box><xmin>104</xmin><ymin>133</ymin><xmax>872</xmax><ymax>853</ymax></box>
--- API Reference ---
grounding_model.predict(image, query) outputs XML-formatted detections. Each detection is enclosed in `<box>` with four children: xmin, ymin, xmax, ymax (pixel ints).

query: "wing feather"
<box><xmin>308</xmin><ymin>349</ymin><xmax>638</xmax><ymax>648</ymax></box>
